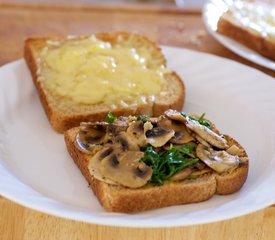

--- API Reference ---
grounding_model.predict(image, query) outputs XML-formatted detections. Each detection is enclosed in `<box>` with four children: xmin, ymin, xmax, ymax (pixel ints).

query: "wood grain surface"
<box><xmin>0</xmin><ymin>2</ymin><xmax>275</xmax><ymax>240</ymax></box>
<box><xmin>0</xmin><ymin>2</ymin><xmax>274</xmax><ymax>77</ymax></box>
<box><xmin>1</xmin><ymin>196</ymin><xmax>275</xmax><ymax>240</ymax></box>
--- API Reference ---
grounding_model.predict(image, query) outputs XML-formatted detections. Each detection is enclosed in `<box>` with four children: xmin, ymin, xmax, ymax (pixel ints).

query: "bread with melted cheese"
<box><xmin>217</xmin><ymin>3</ymin><xmax>275</xmax><ymax>61</ymax></box>
<box><xmin>64</xmin><ymin>126</ymin><xmax>248</xmax><ymax>213</ymax></box>
<box><xmin>24</xmin><ymin>32</ymin><xmax>185</xmax><ymax>133</ymax></box>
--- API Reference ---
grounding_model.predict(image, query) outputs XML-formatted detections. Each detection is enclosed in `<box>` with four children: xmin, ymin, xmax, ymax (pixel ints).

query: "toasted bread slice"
<box><xmin>64</xmin><ymin>126</ymin><xmax>248</xmax><ymax>213</ymax></box>
<box><xmin>24</xmin><ymin>32</ymin><xmax>185</xmax><ymax>133</ymax></box>
<box><xmin>217</xmin><ymin>2</ymin><xmax>275</xmax><ymax>61</ymax></box>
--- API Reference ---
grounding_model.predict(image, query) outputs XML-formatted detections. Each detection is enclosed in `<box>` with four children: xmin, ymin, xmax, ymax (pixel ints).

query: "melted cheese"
<box><xmin>38</xmin><ymin>36</ymin><xmax>169</xmax><ymax>107</ymax></box>
<box><xmin>228</xmin><ymin>1</ymin><xmax>275</xmax><ymax>40</ymax></box>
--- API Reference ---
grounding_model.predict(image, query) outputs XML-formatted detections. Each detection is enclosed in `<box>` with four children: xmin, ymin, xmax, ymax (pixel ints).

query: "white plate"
<box><xmin>1</xmin><ymin>47</ymin><xmax>275</xmax><ymax>228</ymax></box>
<box><xmin>203</xmin><ymin>0</ymin><xmax>275</xmax><ymax>71</ymax></box>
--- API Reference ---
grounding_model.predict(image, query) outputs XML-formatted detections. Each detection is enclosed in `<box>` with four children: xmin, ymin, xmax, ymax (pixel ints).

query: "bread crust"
<box><xmin>215</xmin><ymin>135</ymin><xmax>248</xmax><ymax>195</ymax></box>
<box><xmin>24</xmin><ymin>32</ymin><xmax>185</xmax><ymax>133</ymax></box>
<box><xmin>217</xmin><ymin>14</ymin><xmax>275</xmax><ymax>61</ymax></box>
<box><xmin>64</xmin><ymin>127</ymin><xmax>248</xmax><ymax>213</ymax></box>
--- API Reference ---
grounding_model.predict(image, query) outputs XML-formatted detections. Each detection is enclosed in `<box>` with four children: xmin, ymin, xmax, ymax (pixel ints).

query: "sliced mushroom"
<box><xmin>76</xmin><ymin>122</ymin><xmax>109</xmax><ymax>153</ymax></box>
<box><xmin>165</xmin><ymin>109</ymin><xmax>187</xmax><ymax>123</ymax></box>
<box><xmin>126</xmin><ymin>120</ymin><xmax>153</xmax><ymax>147</ymax></box>
<box><xmin>157</xmin><ymin>118</ymin><xmax>194</xmax><ymax>144</ymax></box>
<box><xmin>165</xmin><ymin>110</ymin><xmax>228</xmax><ymax>149</ymax></box>
<box><xmin>186</xmin><ymin>120</ymin><xmax>228</xmax><ymax>149</ymax></box>
<box><xmin>193</xmin><ymin>134</ymin><xmax>211</xmax><ymax>148</ymax></box>
<box><xmin>107</xmin><ymin>116</ymin><xmax>129</xmax><ymax>135</ymax></box>
<box><xmin>75</xmin><ymin>137</ymin><xmax>104</xmax><ymax>155</ymax></box>
<box><xmin>146</xmin><ymin>127</ymin><xmax>175</xmax><ymax>147</ymax></box>
<box><xmin>196</xmin><ymin>144</ymin><xmax>240</xmax><ymax>173</ymax></box>
<box><xmin>88</xmin><ymin>145</ymin><xmax>118</xmax><ymax>185</ymax></box>
<box><xmin>75</xmin><ymin>133</ymin><xmax>93</xmax><ymax>154</ymax></box>
<box><xmin>170</xmin><ymin>168</ymin><xmax>192</xmax><ymax>181</ymax></box>
<box><xmin>126</xmin><ymin>121</ymin><xmax>146</xmax><ymax>147</ymax></box>
<box><xmin>99</xmin><ymin>151</ymin><xmax>152</xmax><ymax>188</ymax></box>
<box><xmin>114</xmin><ymin>131</ymin><xmax>139</xmax><ymax>151</ymax></box>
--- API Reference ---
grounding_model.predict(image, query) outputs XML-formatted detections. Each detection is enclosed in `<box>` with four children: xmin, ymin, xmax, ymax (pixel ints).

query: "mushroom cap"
<box><xmin>165</xmin><ymin>109</ymin><xmax>187</xmax><ymax>123</ymax></box>
<box><xmin>157</xmin><ymin>118</ymin><xmax>194</xmax><ymax>144</ymax></box>
<box><xmin>99</xmin><ymin>151</ymin><xmax>153</xmax><ymax>188</ymax></box>
<box><xmin>196</xmin><ymin>144</ymin><xmax>240</xmax><ymax>173</ymax></box>
<box><xmin>114</xmin><ymin>131</ymin><xmax>139</xmax><ymax>151</ymax></box>
<box><xmin>193</xmin><ymin>134</ymin><xmax>211</xmax><ymax>148</ymax></box>
<box><xmin>165</xmin><ymin>110</ymin><xmax>228</xmax><ymax>149</ymax></box>
<box><xmin>126</xmin><ymin>121</ymin><xmax>146</xmax><ymax>147</ymax></box>
<box><xmin>107</xmin><ymin>117</ymin><xmax>129</xmax><ymax>135</ymax></box>
<box><xmin>76</xmin><ymin>122</ymin><xmax>109</xmax><ymax>153</ymax></box>
<box><xmin>186</xmin><ymin>120</ymin><xmax>228</xmax><ymax>149</ymax></box>
<box><xmin>126</xmin><ymin>120</ymin><xmax>154</xmax><ymax>147</ymax></box>
<box><xmin>88</xmin><ymin>145</ymin><xmax>118</xmax><ymax>185</ymax></box>
<box><xmin>146</xmin><ymin>127</ymin><xmax>175</xmax><ymax>148</ymax></box>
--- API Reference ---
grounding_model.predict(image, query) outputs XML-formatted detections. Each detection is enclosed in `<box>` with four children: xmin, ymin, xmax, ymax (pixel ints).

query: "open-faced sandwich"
<box><xmin>24</xmin><ymin>32</ymin><xmax>185</xmax><ymax>133</ymax></box>
<box><xmin>64</xmin><ymin>109</ymin><xmax>249</xmax><ymax>213</ymax></box>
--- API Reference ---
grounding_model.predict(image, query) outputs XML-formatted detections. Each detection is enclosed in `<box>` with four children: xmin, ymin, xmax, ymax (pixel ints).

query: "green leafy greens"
<box><xmin>106</xmin><ymin>112</ymin><xmax>117</xmax><ymax>124</ymax></box>
<box><xmin>137</xmin><ymin>114</ymin><xmax>150</xmax><ymax>122</ymax></box>
<box><xmin>182</xmin><ymin>112</ymin><xmax>211</xmax><ymax>129</ymax></box>
<box><xmin>141</xmin><ymin>144</ymin><xmax>199</xmax><ymax>185</ymax></box>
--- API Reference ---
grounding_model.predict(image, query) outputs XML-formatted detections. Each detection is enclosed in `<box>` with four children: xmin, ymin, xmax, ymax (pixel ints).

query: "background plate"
<box><xmin>203</xmin><ymin>0</ymin><xmax>275</xmax><ymax>71</ymax></box>
<box><xmin>0</xmin><ymin>46</ymin><xmax>275</xmax><ymax>227</ymax></box>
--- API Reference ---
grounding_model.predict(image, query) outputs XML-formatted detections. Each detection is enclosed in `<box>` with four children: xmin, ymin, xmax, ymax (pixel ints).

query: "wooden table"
<box><xmin>0</xmin><ymin>2</ymin><xmax>274</xmax><ymax>240</ymax></box>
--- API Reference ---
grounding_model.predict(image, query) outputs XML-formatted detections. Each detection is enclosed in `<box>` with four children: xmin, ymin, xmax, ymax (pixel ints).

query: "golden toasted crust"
<box><xmin>217</xmin><ymin>14</ymin><xmax>275</xmax><ymax>61</ymax></box>
<box><xmin>24</xmin><ymin>32</ymin><xmax>185</xmax><ymax>133</ymax></box>
<box><xmin>215</xmin><ymin>135</ymin><xmax>248</xmax><ymax>195</ymax></box>
<box><xmin>64</xmin><ymin>127</ymin><xmax>248</xmax><ymax>213</ymax></box>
